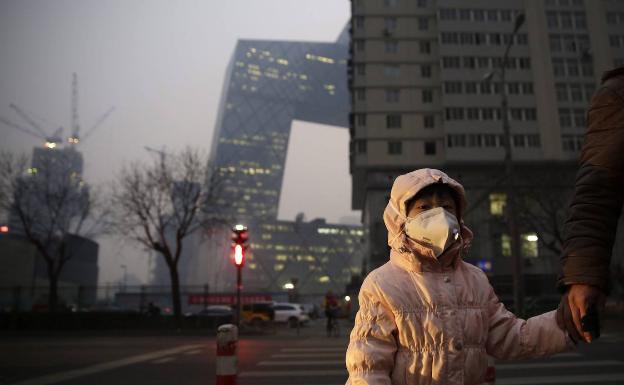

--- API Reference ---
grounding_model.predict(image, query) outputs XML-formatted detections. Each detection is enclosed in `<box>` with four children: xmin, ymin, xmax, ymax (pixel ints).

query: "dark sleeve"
<box><xmin>559</xmin><ymin>82</ymin><xmax>624</xmax><ymax>293</ymax></box>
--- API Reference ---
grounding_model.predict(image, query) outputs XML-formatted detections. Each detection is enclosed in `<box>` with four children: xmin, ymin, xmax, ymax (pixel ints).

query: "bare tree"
<box><xmin>0</xmin><ymin>150</ymin><xmax>108</xmax><ymax>312</ymax></box>
<box><xmin>112</xmin><ymin>147</ymin><xmax>227</xmax><ymax>325</ymax></box>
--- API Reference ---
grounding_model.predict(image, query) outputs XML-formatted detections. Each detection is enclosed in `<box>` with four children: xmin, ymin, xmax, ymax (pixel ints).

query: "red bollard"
<box><xmin>216</xmin><ymin>324</ymin><xmax>238</xmax><ymax>385</ymax></box>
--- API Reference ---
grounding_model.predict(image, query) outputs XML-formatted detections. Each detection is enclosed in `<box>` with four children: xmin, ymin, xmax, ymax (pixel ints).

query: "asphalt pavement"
<box><xmin>1</xmin><ymin>317</ymin><xmax>624</xmax><ymax>385</ymax></box>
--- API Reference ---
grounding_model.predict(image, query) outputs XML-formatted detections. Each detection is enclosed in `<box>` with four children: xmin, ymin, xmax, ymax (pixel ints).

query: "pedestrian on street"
<box><xmin>324</xmin><ymin>290</ymin><xmax>339</xmax><ymax>336</ymax></box>
<box><xmin>558</xmin><ymin>66</ymin><xmax>624</xmax><ymax>344</ymax></box>
<box><xmin>345</xmin><ymin>168</ymin><xmax>575</xmax><ymax>385</ymax></box>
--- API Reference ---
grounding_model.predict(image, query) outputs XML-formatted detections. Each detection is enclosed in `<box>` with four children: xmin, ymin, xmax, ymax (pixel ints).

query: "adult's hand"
<box><xmin>557</xmin><ymin>284</ymin><xmax>606</xmax><ymax>343</ymax></box>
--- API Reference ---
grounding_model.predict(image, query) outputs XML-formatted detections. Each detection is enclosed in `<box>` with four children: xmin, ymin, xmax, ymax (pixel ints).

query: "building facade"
<box><xmin>349</xmin><ymin>0</ymin><xmax>624</xmax><ymax>276</ymax></box>
<box><xmin>166</xmin><ymin>32</ymin><xmax>366</xmax><ymax>295</ymax></box>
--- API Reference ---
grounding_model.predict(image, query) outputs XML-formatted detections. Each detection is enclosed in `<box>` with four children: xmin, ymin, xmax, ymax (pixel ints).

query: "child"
<box><xmin>345</xmin><ymin>168</ymin><xmax>573</xmax><ymax>385</ymax></box>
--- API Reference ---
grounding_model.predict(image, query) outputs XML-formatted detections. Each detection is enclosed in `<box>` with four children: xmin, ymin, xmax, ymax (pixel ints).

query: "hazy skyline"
<box><xmin>0</xmin><ymin>0</ymin><xmax>357</xmax><ymax>285</ymax></box>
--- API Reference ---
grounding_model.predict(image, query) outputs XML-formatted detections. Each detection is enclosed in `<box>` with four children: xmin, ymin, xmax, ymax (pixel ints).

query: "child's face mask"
<box><xmin>404</xmin><ymin>207</ymin><xmax>460</xmax><ymax>257</ymax></box>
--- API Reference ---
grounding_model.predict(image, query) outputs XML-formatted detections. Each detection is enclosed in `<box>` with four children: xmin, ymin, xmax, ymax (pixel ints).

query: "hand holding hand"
<box><xmin>556</xmin><ymin>284</ymin><xmax>606</xmax><ymax>343</ymax></box>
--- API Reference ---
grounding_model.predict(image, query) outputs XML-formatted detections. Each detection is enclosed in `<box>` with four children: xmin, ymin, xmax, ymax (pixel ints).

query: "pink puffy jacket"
<box><xmin>345</xmin><ymin>169</ymin><xmax>572</xmax><ymax>385</ymax></box>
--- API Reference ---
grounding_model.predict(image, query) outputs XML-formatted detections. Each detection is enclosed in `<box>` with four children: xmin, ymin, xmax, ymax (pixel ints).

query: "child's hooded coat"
<box><xmin>345</xmin><ymin>169</ymin><xmax>571</xmax><ymax>385</ymax></box>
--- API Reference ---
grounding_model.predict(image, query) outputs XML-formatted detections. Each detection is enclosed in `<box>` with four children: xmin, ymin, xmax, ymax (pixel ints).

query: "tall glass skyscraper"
<box><xmin>201</xmin><ymin>29</ymin><xmax>364</xmax><ymax>294</ymax></box>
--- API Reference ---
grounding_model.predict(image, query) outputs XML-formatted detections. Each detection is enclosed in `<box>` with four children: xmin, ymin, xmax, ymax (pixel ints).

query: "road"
<box><xmin>1</xmin><ymin>318</ymin><xmax>624</xmax><ymax>385</ymax></box>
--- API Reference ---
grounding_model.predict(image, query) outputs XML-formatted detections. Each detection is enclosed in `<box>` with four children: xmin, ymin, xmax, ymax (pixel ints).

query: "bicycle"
<box><xmin>328</xmin><ymin>316</ymin><xmax>340</xmax><ymax>337</ymax></box>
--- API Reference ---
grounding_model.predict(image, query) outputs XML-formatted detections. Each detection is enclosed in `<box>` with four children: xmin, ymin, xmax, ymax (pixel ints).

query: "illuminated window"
<box><xmin>490</xmin><ymin>193</ymin><xmax>506</xmax><ymax>216</ymax></box>
<box><xmin>501</xmin><ymin>234</ymin><xmax>511</xmax><ymax>257</ymax></box>
<box><xmin>522</xmin><ymin>233</ymin><xmax>539</xmax><ymax>258</ymax></box>
<box><xmin>274</xmin><ymin>264</ymin><xmax>284</xmax><ymax>271</ymax></box>
<box><xmin>318</xmin><ymin>276</ymin><xmax>330</xmax><ymax>283</ymax></box>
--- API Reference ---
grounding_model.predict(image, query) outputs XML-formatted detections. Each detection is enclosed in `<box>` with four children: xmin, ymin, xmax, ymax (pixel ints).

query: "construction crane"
<box><xmin>0</xmin><ymin>72</ymin><xmax>114</xmax><ymax>149</ymax></box>
<box><xmin>144</xmin><ymin>146</ymin><xmax>171</xmax><ymax>168</ymax></box>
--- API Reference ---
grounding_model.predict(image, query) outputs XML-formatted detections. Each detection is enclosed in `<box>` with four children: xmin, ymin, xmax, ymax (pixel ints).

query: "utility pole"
<box><xmin>484</xmin><ymin>13</ymin><xmax>526</xmax><ymax>315</ymax></box>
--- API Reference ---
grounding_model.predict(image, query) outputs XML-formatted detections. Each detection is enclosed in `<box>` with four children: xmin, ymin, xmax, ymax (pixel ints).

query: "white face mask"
<box><xmin>404</xmin><ymin>207</ymin><xmax>460</xmax><ymax>257</ymax></box>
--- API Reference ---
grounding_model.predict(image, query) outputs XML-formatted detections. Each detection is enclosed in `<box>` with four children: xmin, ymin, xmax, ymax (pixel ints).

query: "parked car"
<box><xmin>300</xmin><ymin>303</ymin><xmax>320</xmax><ymax>319</ymax></box>
<box><xmin>273</xmin><ymin>302</ymin><xmax>310</xmax><ymax>327</ymax></box>
<box><xmin>241</xmin><ymin>302</ymin><xmax>275</xmax><ymax>327</ymax></box>
<box><xmin>184</xmin><ymin>305</ymin><xmax>233</xmax><ymax>328</ymax></box>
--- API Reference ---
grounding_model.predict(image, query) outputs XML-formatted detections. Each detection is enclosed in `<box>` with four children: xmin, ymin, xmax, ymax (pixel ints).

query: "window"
<box><xmin>385</xmin><ymin>17</ymin><xmax>398</xmax><ymax>32</ymax></box>
<box><xmin>489</xmin><ymin>33</ymin><xmax>502</xmax><ymax>45</ymax></box>
<box><xmin>444</xmin><ymin>82</ymin><xmax>463</xmax><ymax>94</ymax></box>
<box><xmin>556</xmin><ymin>83</ymin><xmax>568</xmax><ymax>101</ymax></box>
<box><xmin>561</xmin><ymin>12</ymin><xmax>573</xmax><ymax>28</ymax></box>
<box><xmin>559</xmin><ymin>108</ymin><xmax>572</xmax><ymax>127</ymax></box>
<box><xmin>475</xmin><ymin>33</ymin><xmax>486</xmax><ymax>45</ymax></box>
<box><xmin>550</xmin><ymin>35</ymin><xmax>562</xmax><ymax>52</ymax></box>
<box><xmin>419</xmin><ymin>41</ymin><xmax>431</xmax><ymax>54</ymax></box>
<box><xmin>474</xmin><ymin>9</ymin><xmax>485</xmax><ymax>21</ymax></box>
<box><xmin>574</xmin><ymin>12</ymin><xmax>586</xmax><ymax>29</ymax></box>
<box><xmin>422</xmin><ymin>89</ymin><xmax>433</xmax><ymax>103</ymax></box>
<box><xmin>442</xmin><ymin>56</ymin><xmax>461</xmax><ymax>68</ymax></box>
<box><xmin>482</xmin><ymin>108</ymin><xmax>494</xmax><ymax>120</ymax></box>
<box><xmin>570</xmin><ymin>84</ymin><xmax>582</xmax><ymax>101</ymax></box>
<box><xmin>467</xmin><ymin>108</ymin><xmax>480</xmax><ymax>120</ymax></box>
<box><xmin>384</xmin><ymin>65</ymin><xmax>401</xmax><ymax>77</ymax></box>
<box><xmin>566</xmin><ymin>58</ymin><xmax>579</xmax><ymax>76</ymax></box>
<box><xmin>584</xmin><ymin>84</ymin><xmax>595</xmax><ymax>100</ymax></box>
<box><xmin>421</xmin><ymin>65</ymin><xmax>431</xmax><ymax>77</ymax></box>
<box><xmin>439</xmin><ymin>8</ymin><xmax>457</xmax><ymax>21</ymax></box>
<box><xmin>463</xmin><ymin>56</ymin><xmax>476</xmax><ymax>69</ymax></box>
<box><xmin>508</xmin><ymin>83</ymin><xmax>519</xmax><ymax>94</ymax></box>
<box><xmin>356</xmin><ymin>88</ymin><xmax>366</xmax><ymax>101</ymax></box>
<box><xmin>573</xmin><ymin>108</ymin><xmax>585</xmax><ymax>127</ymax></box>
<box><xmin>445</xmin><ymin>107</ymin><xmax>464</xmax><ymax>120</ymax></box>
<box><xmin>384</xmin><ymin>0</ymin><xmax>399</xmax><ymax>7</ymax></box>
<box><xmin>513</xmin><ymin>134</ymin><xmax>526</xmax><ymax>147</ymax></box>
<box><xmin>552</xmin><ymin>58</ymin><xmax>565</xmax><ymax>77</ymax></box>
<box><xmin>607</xmin><ymin>13</ymin><xmax>618</xmax><ymax>25</ymax></box>
<box><xmin>522</xmin><ymin>233</ymin><xmax>540</xmax><ymax>258</ymax></box>
<box><xmin>516</xmin><ymin>33</ymin><xmax>528</xmax><ymax>45</ymax></box>
<box><xmin>356</xmin><ymin>114</ymin><xmax>366</xmax><ymax>126</ymax></box>
<box><xmin>490</xmin><ymin>193</ymin><xmax>507</xmax><ymax>216</ymax></box>
<box><xmin>503</xmin><ymin>33</ymin><xmax>514</xmax><ymax>45</ymax></box>
<box><xmin>524</xmin><ymin>108</ymin><xmax>537</xmax><ymax>121</ymax></box>
<box><xmin>563</xmin><ymin>34</ymin><xmax>577</xmax><ymax>52</ymax></box>
<box><xmin>424</xmin><ymin>114</ymin><xmax>435</xmax><ymax>128</ymax></box>
<box><xmin>484</xmin><ymin>134</ymin><xmax>497</xmax><ymax>147</ymax></box>
<box><xmin>355</xmin><ymin>16</ymin><xmax>365</xmax><ymax>29</ymax></box>
<box><xmin>581</xmin><ymin>62</ymin><xmax>593</xmax><ymax>77</ymax></box>
<box><xmin>388</xmin><ymin>141</ymin><xmax>402</xmax><ymax>154</ymax></box>
<box><xmin>547</xmin><ymin>11</ymin><xmax>558</xmax><ymax>28</ymax></box>
<box><xmin>441</xmin><ymin>32</ymin><xmax>459</xmax><ymax>44</ymax></box>
<box><xmin>417</xmin><ymin>0</ymin><xmax>427</xmax><ymax>7</ymax></box>
<box><xmin>480</xmin><ymin>82</ymin><xmax>492</xmax><ymax>94</ymax></box>
<box><xmin>487</xmin><ymin>9</ymin><xmax>498</xmax><ymax>22</ymax></box>
<box><xmin>468</xmin><ymin>134</ymin><xmax>482</xmax><ymax>147</ymax></box>
<box><xmin>386</xmin><ymin>114</ymin><xmax>402</xmax><ymax>129</ymax></box>
<box><xmin>527</xmin><ymin>135</ymin><xmax>541</xmax><ymax>148</ymax></box>
<box><xmin>465</xmin><ymin>82</ymin><xmax>478</xmax><ymax>94</ymax></box>
<box><xmin>356</xmin><ymin>64</ymin><xmax>366</xmax><ymax>76</ymax></box>
<box><xmin>419</xmin><ymin>16</ymin><xmax>429</xmax><ymax>30</ymax></box>
<box><xmin>424</xmin><ymin>141</ymin><xmax>437</xmax><ymax>155</ymax></box>
<box><xmin>511</xmin><ymin>108</ymin><xmax>523</xmax><ymax>121</ymax></box>
<box><xmin>386</xmin><ymin>89</ymin><xmax>400</xmax><ymax>102</ymax></box>
<box><xmin>460</xmin><ymin>32</ymin><xmax>475</xmax><ymax>45</ymax></box>
<box><xmin>478</xmin><ymin>57</ymin><xmax>490</xmax><ymax>68</ymax></box>
<box><xmin>459</xmin><ymin>9</ymin><xmax>471</xmax><ymax>20</ymax></box>
<box><xmin>385</xmin><ymin>40</ymin><xmax>398</xmax><ymax>53</ymax></box>
<box><xmin>519</xmin><ymin>57</ymin><xmax>531</xmax><ymax>69</ymax></box>
<box><xmin>609</xmin><ymin>35</ymin><xmax>621</xmax><ymax>48</ymax></box>
<box><xmin>501</xmin><ymin>10</ymin><xmax>512</xmax><ymax>22</ymax></box>
<box><xmin>447</xmin><ymin>134</ymin><xmax>466</xmax><ymax>148</ymax></box>
<box><xmin>356</xmin><ymin>140</ymin><xmax>367</xmax><ymax>154</ymax></box>
<box><xmin>522</xmin><ymin>82</ymin><xmax>534</xmax><ymax>94</ymax></box>
<box><xmin>352</xmin><ymin>41</ymin><xmax>365</xmax><ymax>57</ymax></box>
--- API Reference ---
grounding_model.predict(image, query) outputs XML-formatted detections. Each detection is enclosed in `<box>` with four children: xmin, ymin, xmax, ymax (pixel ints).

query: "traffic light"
<box><xmin>231</xmin><ymin>224</ymin><xmax>248</xmax><ymax>267</ymax></box>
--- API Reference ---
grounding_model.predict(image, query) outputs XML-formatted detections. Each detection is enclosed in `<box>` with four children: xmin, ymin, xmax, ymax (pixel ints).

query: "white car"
<box><xmin>273</xmin><ymin>302</ymin><xmax>310</xmax><ymax>327</ymax></box>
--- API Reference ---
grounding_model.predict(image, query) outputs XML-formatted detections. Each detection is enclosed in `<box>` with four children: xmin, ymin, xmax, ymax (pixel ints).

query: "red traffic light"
<box><xmin>0</xmin><ymin>225</ymin><xmax>8</xmax><ymax>233</ymax></box>
<box><xmin>233</xmin><ymin>244</ymin><xmax>245</xmax><ymax>266</ymax></box>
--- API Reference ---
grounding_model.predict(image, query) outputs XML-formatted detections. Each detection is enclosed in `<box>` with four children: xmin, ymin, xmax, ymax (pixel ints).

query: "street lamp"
<box><xmin>483</xmin><ymin>12</ymin><xmax>526</xmax><ymax>315</ymax></box>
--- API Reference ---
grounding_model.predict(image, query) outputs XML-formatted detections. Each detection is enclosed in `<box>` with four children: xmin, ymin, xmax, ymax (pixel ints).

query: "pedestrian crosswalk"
<box><xmin>239</xmin><ymin>336</ymin><xmax>624</xmax><ymax>385</ymax></box>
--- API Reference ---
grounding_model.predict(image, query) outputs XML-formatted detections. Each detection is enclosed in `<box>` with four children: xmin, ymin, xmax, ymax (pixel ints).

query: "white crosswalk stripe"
<box><xmin>240</xmin><ymin>339</ymin><xmax>624</xmax><ymax>385</ymax></box>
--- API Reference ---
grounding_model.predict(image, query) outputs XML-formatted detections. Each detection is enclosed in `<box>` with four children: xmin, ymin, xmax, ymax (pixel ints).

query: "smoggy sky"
<box><xmin>0</xmin><ymin>0</ymin><xmax>359</xmax><ymax>285</ymax></box>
